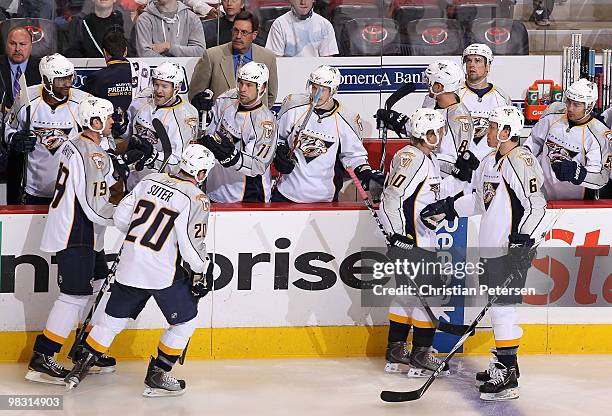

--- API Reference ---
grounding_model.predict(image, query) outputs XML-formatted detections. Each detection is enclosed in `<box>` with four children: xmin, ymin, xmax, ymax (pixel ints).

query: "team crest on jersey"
<box><xmin>195</xmin><ymin>193</ymin><xmax>210</xmax><ymax>211</ymax></box>
<box><xmin>260</xmin><ymin>120</ymin><xmax>275</xmax><ymax>140</ymax></box>
<box><xmin>185</xmin><ymin>116</ymin><xmax>198</xmax><ymax>127</ymax></box>
<box><xmin>545</xmin><ymin>138</ymin><xmax>578</xmax><ymax>162</ymax></box>
<box><xmin>134</xmin><ymin>122</ymin><xmax>158</xmax><ymax>144</ymax></box>
<box><xmin>603</xmin><ymin>130</ymin><xmax>612</xmax><ymax>142</ymax></box>
<box><xmin>298</xmin><ymin>132</ymin><xmax>334</xmax><ymax>163</ymax></box>
<box><xmin>218</xmin><ymin>123</ymin><xmax>241</xmax><ymax>144</ymax></box>
<box><xmin>90</xmin><ymin>152</ymin><xmax>106</xmax><ymax>170</ymax></box>
<box><xmin>517</xmin><ymin>151</ymin><xmax>534</xmax><ymax>167</ymax></box>
<box><xmin>605</xmin><ymin>154</ymin><xmax>612</xmax><ymax>171</ymax></box>
<box><xmin>471</xmin><ymin>111</ymin><xmax>490</xmax><ymax>139</ymax></box>
<box><xmin>36</xmin><ymin>128</ymin><xmax>70</xmax><ymax>154</ymax></box>
<box><xmin>454</xmin><ymin>115</ymin><xmax>471</xmax><ymax>132</ymax></box>
<box><xmin>483</xmin><ymin>182</ymin><xmax>499</xmax><ymax>209</ymax></box>
<box><xmin>429</xmin><ymin>183</ymin><xmax>440</xmax><ymax>200</ymax></box>
<box><xmin>398</xmin><ymin>150</ymin><xmax>416</xmax><ymax>167</ymax></box>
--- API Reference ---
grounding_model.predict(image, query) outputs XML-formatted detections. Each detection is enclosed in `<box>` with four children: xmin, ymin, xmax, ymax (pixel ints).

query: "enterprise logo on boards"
<box><xmin>334</xmin><ymin>65</ymin><xmax>428</xmax><ymax>94</ymax></box>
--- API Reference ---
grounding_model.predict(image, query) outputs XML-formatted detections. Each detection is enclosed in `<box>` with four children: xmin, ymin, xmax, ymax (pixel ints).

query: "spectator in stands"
<box><xmin>64</xmin><ymin>0</ymin><xmax>125</xmax><ymax>58</ymax></box>
<box><xmin>17</xmin><ymin>0</ymin><xmax>54</xmax><ymax>20</ymax></box>
<box><xmin>203</xmin><ymin>0</ymin><xmax>245</xmax><ymax>48</ymax></box>
<box><xmin>0</xmin><ymin>27</ymin><xmax>41</xmax><ymax>205</ymax></box>
<box><xmin>135</xmin><ymin>0</ymin><xmax>206</xmax><ymax>57</ymax></box>
<box><xmin>533</xmin><ymin>0</ymin><xmax>554</xmax><ymax>26</ymax></box>
<box><xmin>189</xmin><ymin>11</ymin><xmax>278</xmax><ymax>107</ymax></box>
<box><xmin>265</xmin><ymin>0</ymin><xmax>338</xmax><ymax>57</ymax></box>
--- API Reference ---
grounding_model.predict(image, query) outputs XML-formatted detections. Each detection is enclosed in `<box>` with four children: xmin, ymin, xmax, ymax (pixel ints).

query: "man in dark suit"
<box><xmin>0</xmin><ymin>26</ymin><xmax>42</xmax><ymax>205</ymax></box>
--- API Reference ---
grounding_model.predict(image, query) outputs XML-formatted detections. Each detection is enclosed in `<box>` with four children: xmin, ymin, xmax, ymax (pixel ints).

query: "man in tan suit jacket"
<box><xmin>189</xmin><ymin>11</ymin><xmax>278</xmax><ymax>107</ymax></box>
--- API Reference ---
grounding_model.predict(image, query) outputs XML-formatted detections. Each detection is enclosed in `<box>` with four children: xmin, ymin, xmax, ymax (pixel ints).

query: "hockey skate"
<box><xmin>407</xmin><ymin>346</ymin><xmax>450</xmax><ymax>378</ymax></box>
<box><xmin>72</xmin><ymin>346</ymin><xmax>116</xmax><ymax>374</ymax></box>
<box><xmin>64</xmin><ymin>351</ymin><xmax>97</xmax><ymax>390</ymax></box>
<box><xmin>143</xmin><ymin>357</ymin><xmax>186</xmax><ymax>397</ymax></box>
<box><xmin>384</xmin><ymin>341</ymin><xmax>411</xmax><ymax>373</ymax></box>
<box><xmin>25</xmin><ymin>352</ymin><xmax>70</xmax><ymax>385</ymax></box>
<box><xmin>479</xmin><ymin>362</ymin><xmax>519</xmax><ymax>401</ymax></box>
<box><xmin>476</xmin><ymin>350</ymin><xmax>520</xmax><ymax>384</ymax></box>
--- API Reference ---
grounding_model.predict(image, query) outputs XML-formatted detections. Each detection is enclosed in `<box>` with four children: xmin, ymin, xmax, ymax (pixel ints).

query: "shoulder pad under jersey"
<box><xmin>278</xmin><ymin>93</ymin><xmax>311</xmax><ymax>118</ymax></box>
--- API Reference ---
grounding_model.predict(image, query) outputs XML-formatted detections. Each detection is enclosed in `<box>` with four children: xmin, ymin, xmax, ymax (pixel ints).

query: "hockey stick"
<box><xmin>271</xmin><ymin>86</ymin><xmax>324</xmax><ymax>192</ymax></box>
<box><xmin>380</xmin><ymin>209</ymin><xmax>565</xmax><ymax>403</ymax></box>
<box><xmin>346</xmin><ymin>168</ymin><xmax>472</xmax><ymax>337</ymax></box>
<box><xmin>15</xmin><ymin>74</ymin><xmax>31</xmax><ymax>205</ymax></box>
<box><xmin>378</xmin><ymin>83</ymin><xmax>416</xmax><ymax>173</ymax></box>
<box><xmin>69</xmin><ymin>121</ymin><xmax>174</xmax><ymax>359</ymax></box>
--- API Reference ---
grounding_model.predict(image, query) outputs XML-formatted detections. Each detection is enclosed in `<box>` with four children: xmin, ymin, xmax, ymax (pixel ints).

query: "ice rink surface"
<box><xmin>1</xmin><ymin>355</ymin><xmax>611</xmax><ymax>416</ymax></box>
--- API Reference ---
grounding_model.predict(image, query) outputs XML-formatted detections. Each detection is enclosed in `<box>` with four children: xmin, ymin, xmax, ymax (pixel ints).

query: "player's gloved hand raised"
<box><xmin>108</xmin><ymin>150</ymin><xmax>143</xmax><ymax>182</ymax></box>
<box><xmin>191</xmin><ymin>89</ymin><xmax>214</xmax><ymax>113</ymax></box>
<box><xmin>111</xmin><ymin>109</ymin><xmax>128</xmax><ymax>138</ymax></box>
<box><xmin>420</xmin><ymin>196</ymin><xmax>458</xmax><ymax>230</ymax></box>
<box><xmin>129</xmin><ymin>136</ymin><xmax>159</xmax><ymax>171</ymax></box>
<box><xmin>551</xmin><ymin>159</ymin><xmax>587</xmax><ymax>185</ymax></box>
<box><xmin>191</xmin><ymin>259</ymin><xmax>214</xmax><ymax>298</ymax></box>
<box><xmin>273</xmin><ymin>142</ymin><xmax>295</xmax><ymax>174</ymax></box>
<box><xmin>508</xmin><ymin>232</ymin><xmax>536</xmax><ymax>276</ymax></box>
<box><xmin>354</xmin><ymin>164</ymin><xmax>385</xmax><ymax>191</ymax></box>
<box><xmin>375</xmin><ymin>109</ymin><xmax>408</xmax><ymax>137</ymax></box>
<box><xmin>10</xmin><ymin>130</ymin><xmax>36</xmax><ymax>153</ymax></box>
<box><xmin>451</xmin><ymin>150</ymin><xmax>480</xmax><ymax>182</ymax></box>
<box><xmin>201</xmin><ymin>132</ymin><xmax>240</xmax><ymax>168</ymax></box>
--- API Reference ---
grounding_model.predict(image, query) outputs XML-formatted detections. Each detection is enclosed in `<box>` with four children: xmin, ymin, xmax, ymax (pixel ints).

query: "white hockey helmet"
<box><xmin>180</xmin><ymin>144</ymin><xmax>216</xmax><ymax>184</ymax></box>
<box><xmin>152</xmin><ymin>61</ymin><xmax>183</xmax><ymax>96</ymax></box>
<box><xmin>237</xmin><ymin>61</ymin><xmax>269</xmax><ymax>100</ymax></box>
<box><xmin>488</xmin><ymin>106</ymin><xmax>524</xmax><ymax>143</ymax></box>
<box><xmin>308</xmin><ymin>65</ymin><xmax>341</xmax><ymax>95</ymax></box>
<box><xmin>565</xmin><ymin>78</ymin><xmax>598</xmax><ymax>115</ymax></box>
<box><xmin>424</xmin><ymin>60</ymin><xmax>464</xmax><ymax>96</ymax></box>
<box><xmin>39</xmin><ymin>53</ymin><xmax>75</xmax><ymax>98</ymax></box>
<box><xmin>462</xmin><ymin>43</ymin><xmax>494</xmax><ymax>65</ymax></box>
<box><xmin>78</xmin><ymin>96</ymin><xmax>114</xmax><ymax>134</ymax></box>
<box><xmin>410</xmin><ymin>108</ymin><xmax>446</xmax><ymax>147</ymax></box>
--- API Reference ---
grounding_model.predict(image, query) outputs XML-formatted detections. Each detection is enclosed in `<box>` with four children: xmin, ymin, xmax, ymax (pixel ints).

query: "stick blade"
<box><xmin>380</xmin><ymin>389</ymin><xmax>422</xmax><ymax>402</ymax></box>
<box><xmin>385</xmin><ymin>82</ymin><xmax>416</xmax><ymax>110</ymax></box>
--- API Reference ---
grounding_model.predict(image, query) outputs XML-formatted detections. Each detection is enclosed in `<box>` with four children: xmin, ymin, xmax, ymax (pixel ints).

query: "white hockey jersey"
<box><xmin>435</xmin><ymin>99</ymin><xmax>474</xmax><ymax>177</ymax></box>
<box><xmin>523</xmin><ymin>102</ymin><xmax>611</xmax><ymax>200</ymax></box>
<box><xmin>113</xmin><ymin>173</ymin><xmax>210</xmax><ymax>290</ymax></box>
<box><xmin>204</xmin><ymin>89</ymin><xmax>277</xmax><ymax>203</ymax></box>
<box><xmin>276</xmin><ymin>94</ymin><xmax>369</xmax><ymax>203</ymax></box>
<box><xmin>379</xmin><ymin>145</ymin><xmax>463</xmax><ymax>248</ymax></box>
<box><xmin>455</xmin><ymin>146</ymin><xmax>547</xmax><ymax>254</ymax></box>
<box><xmin>40</xmin><ymin>134</ymin><xmax>116</xmax><ymax>253</ymax></box>
<box><xmin>126</xmin><ymin>95</ymin><xmax>199</xmax><ymax>188</ymax></box>
<box><xmin>7</xmin><ymin>86</ymin><xmax>89</xmax><ymax>198</ymax></box>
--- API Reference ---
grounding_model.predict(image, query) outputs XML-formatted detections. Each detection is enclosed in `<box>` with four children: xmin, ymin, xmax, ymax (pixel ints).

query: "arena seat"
<box><xmin>447</xmin><ymin>0</ymin><xmax>503</xmax><ymax>24</ymax></box>
<box><xmin>249</xmin><ymin>0</ymin><xmax>291</xmax><ymax>46</ymax></box>
<box><xmin>390</xmin><ymin>0</ymin><xmax>443</xmax><ymax>27</ymax></box>
<box><xmin>400</xmin><ymin>18</ymin><xmax>464</xmax><ymax>56</ymax></box>
<box><xmin>467</xmin><ymin>18</ymin><xmax>529</xmax><ymax>55</ymax></box>
<box><xmin>336</xmin><ymin>17</ymin><xmax>401</xmax><ymax>56</ymax></box>
<box><xmin>0</xmin><ymin>18</ymin><xmax>57</xmax><ymax>57</ymax></box>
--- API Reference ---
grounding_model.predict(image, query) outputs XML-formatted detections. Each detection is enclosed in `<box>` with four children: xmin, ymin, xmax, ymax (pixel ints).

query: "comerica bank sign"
<box><xmin>336</xmin><ymin>65</ymin><xmax>428</xmax><ymax>93</ymax></box>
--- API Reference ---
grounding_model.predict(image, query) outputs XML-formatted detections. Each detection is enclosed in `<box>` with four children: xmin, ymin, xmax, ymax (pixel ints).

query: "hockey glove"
<box><xmin>273</xmin><ymin>142</ymin><xmax>295</xmax><ymax>174</ymax></box>
<box><xmin>191</xmin><ymin>260</ymin><xmax>214</xmax><ymax>298</ymax></box>
<box><xmin>375</xmin><ymin>109</ymin><xmax>408</xmax><ymax>137</ymax></box>
<box><xmin>10</xmin><ymin>130</ymin><xmax>36</xmax><ymax>153</ymax></box>
<box><xmin>201</xmin><ymin>132</ymin><xmax>240</xmax><ymax>168</ymax></box>
<box><xmin>129</xmin><ymin>136</ymin><xmax>158</xmax><ymax>171</ymax></box>
<box><xmin>451</xmin><ymin>150</ymin><xmax>480</xmax><ymax>183</ymax></box>
<box><xmin>551</xmin><ymin>159</ymin><xmax>587</xmax><ymax>185</ymax></box>
<box><xmin>109</xmin><ymin>150</ymin><xmax>136</xmax><ymax>182</ymax></box>
<box><xmin>191</xmin><ymin>89</ymin><xmax>214</xmax><ymax>113</ymax></box>
<box><xmin>420</xmin><ymin>196</ymin><xmax>458</xmax><ymax>230</ymax></box>
<box><xmin>354</xmin><ymin>164</ymin><xmax>385</xmax><ymax>191</ymax></box>
<box><xmin>111</xmin><ymin>109</ymin><xmax>128</xmax><ymax>138</ymax></box>
<box><xmin>508</xmin><ymin>233</ymin><xmax>536</xmax><ymax>276</ymax></box>
<box><xmin>388</xmin><ymin>233</ymin><xmax>415</xmax><ymax>250</ymax></box>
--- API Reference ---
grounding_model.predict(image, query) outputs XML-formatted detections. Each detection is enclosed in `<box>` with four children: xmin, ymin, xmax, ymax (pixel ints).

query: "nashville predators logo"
<box><xmin>195</xmin><ymin>193</ymin><xmax>210</xmax><ymax>211</ymax></box>
<box><xmin>603</xmin><ymin>130</ymin><xmax>612</xmax><ymax>142</ymax></box>
<box><xmin>134</xmin><ymin>122</ymin><xmax>158</xmax><ymax>145</ymax></box>
<box><xmin>471</xmin><ymin>111</ymin><xmax>490</xmax><ymax>139</ymax></box>
<box><xmin>483</xmin><ymin>182</ymin><xmax>499</xmax><ymax>209</ymax></box>
<box><xmin>260</xmin><ymin>120</ymin><xmax>274</xmax><ymax>140</ymax></box>
<box><xmin>399</xmin><ymin>150</ymin><xmax>416</xmax><ymax>167</ymax></box>
<box><xmin>545</xmin><ymin>138</ymin><xmax>578</xmax><ymax>162</ymax></box>
<box><xmin>218</xmin><ymin>123</ymin><xmax>241</xmax><ymax>144</ymax></box>
<box><xmin>517</xmin><ymin>151</ymin><xmax>534</xmax><ymax>167</ymax></box>
<box><xmin>36</xmin><ymin>128</ymin><xmax>70</xmax><ymax>154</ymax></box>
<box><xmin>454</xmin><ymin>115</ymin><xmax>472</xmax><ymax>133</ymax></box>
<box><xmin>90</xmin><ymin>152</ymin><xmax>106</xmax><ymax>170</ymax></box>
<box><xmin>429</xmin><ymin>183</ymin><xmax>440</xmax><ymax>200</ymax></box>
<box><xmin>298</xmin><ymin>132</ymin><xmax>334</xmax><ymax>163</ymax></box>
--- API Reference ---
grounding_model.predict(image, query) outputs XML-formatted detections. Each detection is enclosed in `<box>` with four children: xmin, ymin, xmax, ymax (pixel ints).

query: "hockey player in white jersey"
<box><xmin>26</xmin><ymin>97</ymin><xmax>122</xmax><ymax>385</ymax></box>
<box><xmin>272</xmin><ymin>65</ymin><xmax>384</xmax><ymax>202</ymax></box>
<box><xmin>65</xmin><ymin>144</ymin><xmax>215</xmax><ymax>396</ymax></box>
<box><xmin>125</xmin><ymin>61</ymin><xmax>199</xmax><ymax>188</ymax></box>
<box><xmin>198</xmin><ymin>62</ymin><xmax>277</xmax><ymax>202</ymax></box>
<box><xmin>380</xmin><ymin>108</ymin><xmax>467</xmax><ymax>378</ymax></box>
<box><xmin>377</xmin><ymin>60</ymin><xmax>476</xmax><ymax>179</ymax></box>
<box><xmin>4</xmin><ymin>53</ymin><xmax>89</xmax><ymax>205</ymax></box>
<box><xmin>422</xmin><ymin>106</ymin><xmax>547</xmax><ymax>400</ymax></box>
<box><xmin>524</xmin><ymin>78</ymin><xmax>611</xmax><ymax>200</ymax></box>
